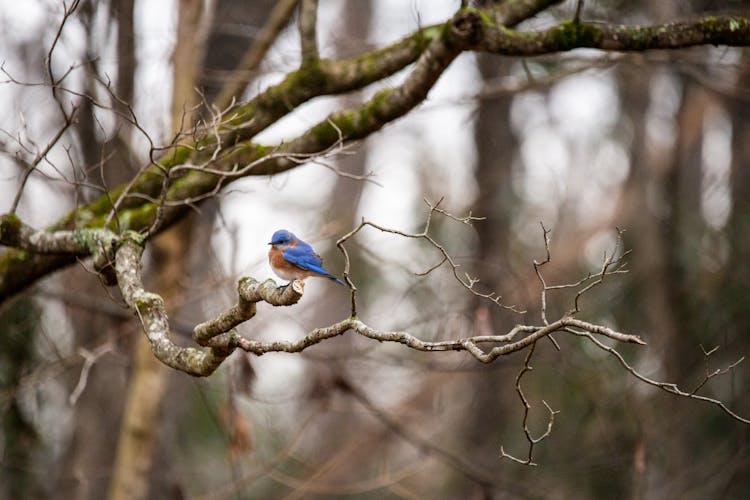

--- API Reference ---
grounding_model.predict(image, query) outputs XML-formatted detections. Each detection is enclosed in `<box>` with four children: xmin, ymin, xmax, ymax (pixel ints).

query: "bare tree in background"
<box><xmin>1</xmin><ymin>1</ymin><xmax>749</xmax><ymax>498</ymax></box>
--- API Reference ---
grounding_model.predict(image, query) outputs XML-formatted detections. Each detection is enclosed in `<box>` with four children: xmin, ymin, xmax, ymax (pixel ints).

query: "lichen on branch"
<box><xmin>3</xmin><ymin>5</ymin><xmax>750</xmax><ymax>299</ymax></box>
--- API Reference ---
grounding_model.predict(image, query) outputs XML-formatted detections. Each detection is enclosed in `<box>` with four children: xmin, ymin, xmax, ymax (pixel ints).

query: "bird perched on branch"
<box><xmin>268</xmin><ymin>229</ymin><xmax>345</xmax><ymax>286</ymax></box>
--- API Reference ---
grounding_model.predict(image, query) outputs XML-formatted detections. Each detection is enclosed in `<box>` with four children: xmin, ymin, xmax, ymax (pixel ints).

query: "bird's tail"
<box><xmin>327</xmin><ymin>274</ymin><xmax>346</xmax><ymax>286</ymax></box>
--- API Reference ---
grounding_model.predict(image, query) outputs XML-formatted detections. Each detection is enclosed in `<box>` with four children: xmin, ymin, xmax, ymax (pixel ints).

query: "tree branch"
<box><xmin>3</xmin><ymin>211</ymin><xmax>745</xmax><ymax>431</ymax></box>
<box><xmin>3</xmin><ymin>9</ymin><xmax>750</xmax><ymax>301</ymax></box>
<box><xmin>571</xmin><ymin>329</ymin><xmax>750</xmax><ymax>425</ymax></box>
<box><xmin>478</xmin><ymin>16</ymin><xmax>750</xmax><ymax>55</ymax></box>
<box><xmin>114</xmin><ymin>231</ymin><xmax>303</xmax><ymax>376</ymax></box>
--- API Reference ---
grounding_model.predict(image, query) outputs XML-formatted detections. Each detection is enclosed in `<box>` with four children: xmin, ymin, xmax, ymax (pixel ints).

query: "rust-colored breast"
<box><xmin>269</xmin><ymin>245</ymin><xmax>307</xmax><ymax>280</ymax></box>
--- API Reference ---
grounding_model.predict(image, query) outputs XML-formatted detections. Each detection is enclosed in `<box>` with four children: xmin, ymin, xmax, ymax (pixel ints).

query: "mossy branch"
<box><xmin>2</xmin><ymin>213</ymin><xmax>748</xmax><ymax>429</ymax></box>
<box><xmin>2</xmin><ymin>6</ymin><xmax>750</xmax><ymax>301</ymax></box>
<box><xmin>478</xmin><ymin>15</ymin><xmax>750</xmax><ymax>54</ymax></box>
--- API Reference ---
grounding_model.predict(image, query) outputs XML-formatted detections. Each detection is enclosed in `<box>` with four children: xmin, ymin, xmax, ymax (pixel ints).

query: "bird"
<box><xmin>268</xmin><ymin>229</ymin><xmax>345</xmax><ymax>286</ymax></box>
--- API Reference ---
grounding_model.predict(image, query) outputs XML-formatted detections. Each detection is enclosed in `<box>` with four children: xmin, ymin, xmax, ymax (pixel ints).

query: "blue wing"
<box><xmin>283</xmin><ymin>242</ymin><xmax>324</xmax><ymax>273</ymax></box>
<box><xmin>283</xmin><ymin>242</ymin><xmax>345</xmax><ymax>285</ymax></box>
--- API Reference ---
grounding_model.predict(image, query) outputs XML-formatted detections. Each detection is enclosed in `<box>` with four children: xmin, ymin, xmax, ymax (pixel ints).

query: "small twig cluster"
<box><xmin>336</xmin><ymin>198</ymin><xmax>521</xmax><ymax>318</ymax></box>
<box><xmin>0</xmin><ymin>206</ymin><xmax>746</xmax><ymax>472</ymax></box>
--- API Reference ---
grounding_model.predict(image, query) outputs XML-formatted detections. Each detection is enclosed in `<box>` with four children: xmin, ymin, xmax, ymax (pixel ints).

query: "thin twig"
<box><xmin>69</xmin><ymin>341</ymin><xmax>115</xmax><ymax>405</ymax></box>
<box><xmin>499</xmin><ymin>342</ymin><xmax>560</xmax><ymax>465</ymax></box>
<box><xmin>569</xmin><ymin>329</ymin><xmax>750</xmax><ymax>425</ymax></box>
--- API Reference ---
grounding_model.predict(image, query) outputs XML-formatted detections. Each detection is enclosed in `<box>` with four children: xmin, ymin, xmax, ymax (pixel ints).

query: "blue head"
<box><xmin>269</xmin><ymin>229</ymin><xmax>297</xmax><ymax>247</ymax></box>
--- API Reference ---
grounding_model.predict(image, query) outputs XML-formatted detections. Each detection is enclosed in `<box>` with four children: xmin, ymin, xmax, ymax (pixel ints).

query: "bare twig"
<box><xmin>532</xmin><ymin>225</ymin><xmax>630</xmax><ymax>349</ymax></box>
<box><xmin>500</xmin><ymin>343</ymin><xmax>560</xmax><ymax>466</ymax></box>
<box><xmin>3</xmin><ymin>210</ymin><xmax>746</xmax><ymax>439</ymax></box>
<box><xmin>569</xmin><ymin>329</ymin><xmax>750</xmax><ymax>425</ymax></box>
<box><xmin>690</xmin><ymin>345</ymin><xmax>745</xmax><ymax>396</ymax></box>
<box><xmin>336</xmin><ymin>199</ymin><xmax>517</xmax><ymax>318</ymax></box>
<box><xmin>9</xmin><ymin>0</ymin><xmax>82</xmax><ymax>213</ymax></box>
<box><xmin>47</xmin><ymin>0</ymin><xmax>82</xmax><ymax>116</ymax></box>
<box><xmin>235</xmin><ymin>316</ymin><xmax>643</xmax><ymax>363</ymax></box>
<box><xmin>69</xmin><ymin>341</ymin><xmax>115</xmax><ymax>405</ymax></box>
<box><xmin>9</xmin><ymin>110</ymin><xmax>77</xmax><ymax>213</ymax></box>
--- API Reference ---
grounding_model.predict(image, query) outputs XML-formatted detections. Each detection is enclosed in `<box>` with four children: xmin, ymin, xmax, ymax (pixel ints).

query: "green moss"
<box><xmin>296</xmin><ymin>60</ymin><xmax>328</xmax><ymax>92</ymax></box>
<box><xmin>702</xmin><ymin>16</ymin><xmax>719</xmax><ymax>31</ymax></box>
<box><xmin>85</xmin><ymin>186</ymin><xmax>121</xmax><ymax>216</ymax></box>
<box><xmin>309</xmin><ymin>119</ymin><xmax>342</xmax><ymax>147</ymax></box>
<box><xmin>310</xmin><ymin>86</ymin><xmax>392</xmax><ymax>146</ymax></box>
<box><xmin>13</xmin><ymin>249</ymin><xmax>28</xmax><ymax>262</ymax></box>
<box><xmin>475</xmin><ymin>8</ymin><xmax>493</xmax><ymax>27</ymax></box>
<box><xmin>247</xmin><ymin>143</ymin><xmax>274</xmax><ymax>159</ymax></box>
<box><xmin>419</xmin><ymin>25</ymin><xmax>442</xmax><ymax>47</ymax></box>
<box><xmin>135</xmin><ymin>298</ymin><xmax>147</xmax><ymax>310</ymax></box>
<box><xmin>549</xmin><ymin>21</ymin><xmax>603</xmax><ymax>49</ymax></box>
<box><xmin>69</xmin><ymin>209</ymin><xmax>95</xmax><ymax>228</ymax></box>
<box><xmin>118</xmin><ymin>204</ymin><xmax>157</xmax><ymax>231</ymax></box>
<box><xmin>357</xmin><ymin>88</ymin><xmax>386</xmax><ymax>126</ymax></box>
<box><xmin>89</xmin><ymin>203</ymin><xmax>156</xmax><ymax>231</ymax></box>
<box><xmin>701</xmin><ymin>16</ymin><xmax>746</xmax><ymax>39</ymax></box>
<box><xmin>439</xmin><ymin>7</ymin><xmax>483</xmax><ymax>47</ymax></box>
<box><xmin>219</xmin><ymin>143</ymin><xmax>274</xmax><ymax>174</ymax></box>
<box><xmin>307</xmin><ymin>86</ymin><xmax>396</xmax><ymax>146</ymax></box>
<box><xmin>235</xmin><ymin>65</ymin><xmax>327</xmax><ymax>127</ymax></box>
<box><xmin>0</xmin><ymin>213</ymin><xmax>23</xmax><ymax>243</ymax></box>
<box><xmin>365</xmin><ymin>87</ymin><xmax>391</xmax><ymax>115</ymax></box>
<box><xmin>347</xmin><ymin>87</ymin><xmax>392</xmax><ymax>139</ymax></box>
<box><xmin>160</xmin><ymin>144</ymin><xmax>193</xmax><ymax>168</ymax></box>
<box><xmin>240</xmin><ymin>85</ymin><xmax>285</xmax><ymax>122</ymax></box>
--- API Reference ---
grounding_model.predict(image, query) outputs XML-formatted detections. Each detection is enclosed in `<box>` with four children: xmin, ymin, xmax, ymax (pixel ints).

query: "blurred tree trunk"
<box><xmin>617</xmin><ymin>64</ymin><xmax>675</xmax><ymax>500</ymax></box>
<box><xmin>618</xmin><ymin>66</ymin><xmax>680</xmax><ymax>368</ymax></box>
<box><xmin>463</xmin><ymin>54</ymin><xmax>517</xmax><ymax>473</ymax></box>
<box><xmin>662</xmin><ymin>81</ymin><xmax>711</xmax><ymax>379</ymax></box>
<box><xmin>108</xmin><ymin>2</ymin><xmax>207</xmax><ymax>498</ymax></box>
<box><xmin>294</xmin><ymin>1</ymin><xmax>374</xmax><ymax>490</ymax></box>
<box><xmin>76</xmin><ymin>0</ymin><xmax>137</xmax><ymax>192</ymax></box>
<box><xmin>718</xmin><ymin>51</ymin><xmax>750</xmax><ymax>496</ymax></box>
<box><xmin>199</xmin><ymin>0</ymin><xmax>279</xmax><ymax>106</ymax></box>
<box><xmin>57</xmin><ymin>3</ymin><xmax>137</xmax><ymax>498</ymax></box>
<box><xmin>0</xmin><ymin>298</ymin><xmax>41</xmax><ymax>499</ymax></box>
<box><xmin>472</xmin><ymin>56</ymin><xmax>516</xmax><ymax>319</ymax></box>
<box><xmin>142</xmin><ymin>1</ymin><xmax>279</xmax><ymax>497</ymax></box>
<box><xmin>726</xmin><ymin>60</ymin><xmax>750</xmax><ymax>399</ymax></box>
<box><xmin>107</xmin><ymin>229</ymin><xmax>194</xmax><ymax>500</ymax></box>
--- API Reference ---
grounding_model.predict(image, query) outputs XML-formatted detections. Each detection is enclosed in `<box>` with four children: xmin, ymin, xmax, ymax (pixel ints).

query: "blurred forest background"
<box><xmin>1</xmin><ymin>0</ymin><xmax>749</xmax><ymax>498</ymax></box>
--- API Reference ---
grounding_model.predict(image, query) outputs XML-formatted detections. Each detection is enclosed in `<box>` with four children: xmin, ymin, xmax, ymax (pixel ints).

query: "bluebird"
<box><xmin>268</xmin><ymin>229</ymin><xmax>345</xmax><ymax>286</ymax></box>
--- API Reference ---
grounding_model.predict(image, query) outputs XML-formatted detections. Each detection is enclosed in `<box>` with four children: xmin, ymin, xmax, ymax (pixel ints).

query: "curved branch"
<box><xmin>114</xmin><ymin>231</ymin><xmax>303</xmax><ymax>376</ymax></box>
<box><xmin>3</xmin><ymin>9</ymin><xmax>750</xmax><ymax>301</ymax></box>
<box><xmin>234</xmin><ymin>316</ymin><xmax>643</xmax><ymax>362</ymax></box>
<box><xmin>478</xmin><ymin>16</ymin><xmax>750</xmax><ymax>55</ymax></box>
<box><xmin>2</xmin><ymin>213</ymin><xmax>744</xmax><ymax>428</ymax></box>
